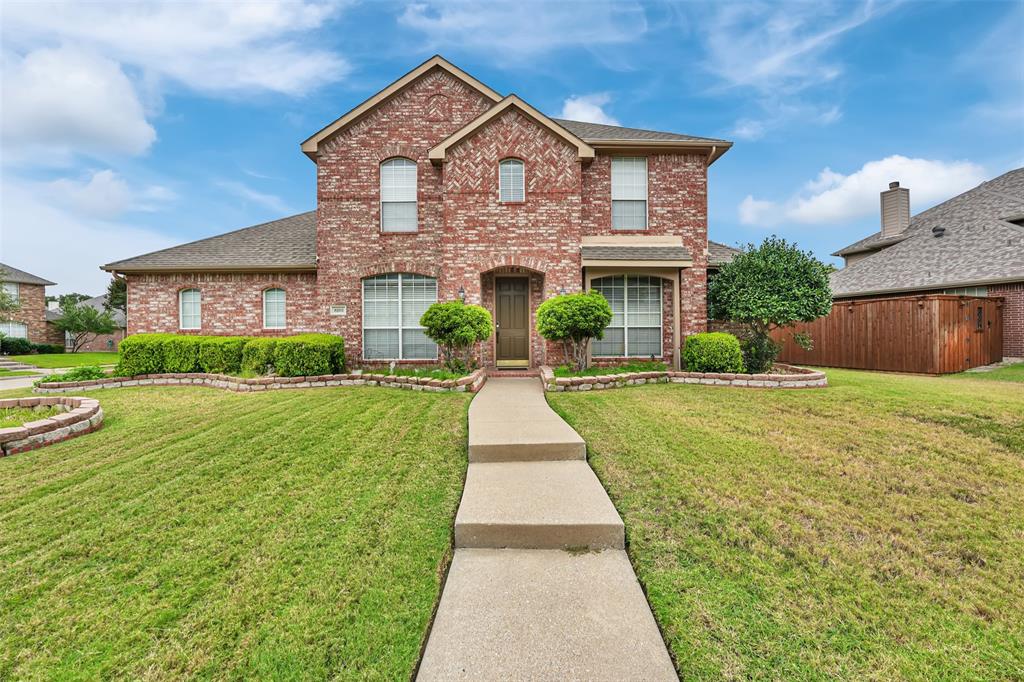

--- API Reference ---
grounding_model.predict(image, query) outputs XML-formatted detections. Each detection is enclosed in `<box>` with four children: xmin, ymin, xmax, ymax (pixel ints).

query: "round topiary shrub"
<box><xmin>536</xmin><ymin>290</ymin><xmax>613</xmax><ymax>372</ymax></box>
<box><xmin>420</xmin><ymin>301</ymin><xmax>492</xmax><ymax>372</ymax></box>
<box><xmin>682</xmin><ymin>332</ymin><xmax>745</xmax><ymax>373</ymax></box>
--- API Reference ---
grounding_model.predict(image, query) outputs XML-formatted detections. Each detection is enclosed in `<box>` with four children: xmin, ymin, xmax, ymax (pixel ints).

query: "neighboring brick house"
<box><xmin>103</xmin><ymin>56</ymin><xmax>733</xmax><ymax>369</ymax></box>
<box><xmin>0</xmin><ymin>263</ymin><xmax>62</xmax><ymax>345</ymax></box>
<box><xmin>45</xmin><ymin>294</ymin><xmax>127</xmax><ymax>352</ymax></box>
<box><xmin>831</xmin><ymin>168</ymin><xmax>1024</xmax><ymax>358</ymax></box>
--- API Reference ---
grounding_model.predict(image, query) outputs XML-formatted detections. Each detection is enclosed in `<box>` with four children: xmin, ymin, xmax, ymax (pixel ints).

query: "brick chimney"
<box><xmin>880</xmin><ymin>180</ymin><xmax>910</xmax><ymax>237</ymax></box>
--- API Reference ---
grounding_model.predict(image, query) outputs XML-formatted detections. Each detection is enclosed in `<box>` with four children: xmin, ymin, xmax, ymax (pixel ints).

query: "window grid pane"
<box><xmin>179</xmin><ymin>289</ymin><xmax>201</xmax><ymax>329</ymax></box>
<box><xmin>591</xmin><ymin>275</ymin><xmax>661</xmax><ymax>357</ymax></box>
<box><xmin>381</xmin><ymin>158</ymin><xmax>417</xmax><ymax>232</ymax></box>
<box><xmin>499</xmin><ymin>160</ymin><xmax>525</xmax><ymax>202</ymax></box>
<box><xmin>263</xmin><ymin>288</ymin><xmax>286</xmax><ymax>329</ymax></box>
<box><xmin>362</xmin><ymin>274</ymin><xmax>438</xmax><ymax>360</ymax></box>
<box><xmin>611</xmin><ymin>157</ymin><xmax>648</xmax><ymax>230</ymax></box>
<box><xmin>2</xmin><ymin>282</ymin><xmax>19</xmax><ymax>301</ymax></box>
<box><xmin>0</xmin><ymin>321</ymin><xmax>28</xmax><ymax>338</ymax></box>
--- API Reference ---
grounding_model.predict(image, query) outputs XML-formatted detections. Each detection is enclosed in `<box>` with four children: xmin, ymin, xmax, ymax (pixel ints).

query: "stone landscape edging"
<box><xmin>540</xmin><ymin>364</ymin><xmax>827</xmax><ymax>391</ymax></box>
<box><xmin>33</xmin><ymin>368</ymin><xmax>488</xmax><ymax>395</ymax></box>
<box><xmin>0</xmin><ymin>396</ymin><xmax>104</xmax><ymax>456</ymax></box>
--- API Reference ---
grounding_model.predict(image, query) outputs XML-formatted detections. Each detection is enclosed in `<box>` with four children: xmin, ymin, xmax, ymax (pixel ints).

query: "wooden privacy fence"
<box><xmin>772</xmin><ymin>295</ymin><xmax>1003</xmax><ymax>374</ymax></box>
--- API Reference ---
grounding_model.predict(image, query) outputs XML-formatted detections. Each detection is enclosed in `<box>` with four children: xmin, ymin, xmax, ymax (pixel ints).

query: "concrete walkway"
<box><xmin>418</xmin><ymin>378</ymin><xmax>676</xmax><ymax>681</ymax></box>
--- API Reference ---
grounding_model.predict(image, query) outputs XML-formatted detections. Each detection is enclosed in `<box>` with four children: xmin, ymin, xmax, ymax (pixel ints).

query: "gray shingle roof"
<box><xmin>553</xmin><ymin>118</ymin><xmax>730</xmax><ymax>145</ymax></box>
<box><xmin>0</xmin><ymin>263</ymin><xmax>56</xmax><ymax>286</ymax></box>
<box><xmin>103</xmin><ymin>212</ymin><xmax>317</xmax><ymax>272</ymax></box>
<box><xmin>45</xmin><ymin>295</ymin><xmax>125</xmax><ymax>326</ymax></box>
<box><xmin>830</xmin><ymin>168</ymin><xmax>1024</xmax><ymax>297</ymax></box>
<box><xmin>581</xmin><ymin>245</ymin><xmax>692</xmax><ymax>261</ymax></box>
<box><xmin>831</xmin><ymin>231</ymin><xmax>910</xmax><ymax>257</ymax></box>
<box><xmin>708</xmin><ymin>240</ymin><xmax>742</xmax><ymax>266</ymax></box>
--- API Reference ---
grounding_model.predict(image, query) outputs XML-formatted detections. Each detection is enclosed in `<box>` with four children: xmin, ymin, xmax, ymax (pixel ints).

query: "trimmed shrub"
<box><xmin>241</xmin><ymin>338</ymin><xmax>277</xmax><ymax>375</ymax></box>
<box><xmin>116</xmin><ymin>334</ymin><xmax>171</xmax><ymax>376</ymax></box>
<box><xmin>682</xmin><ymin>332</ymin><xmax>745</xmax><ymax>373</ymax></box>
<box><xmin>420</xmin><ymin>301</ymin><xmax>492</xmax><ymax>372</ymax></box>
<box><xmin>536</xmin><ymin>290</ymin><xmax>613</xmax><ymax>372</ymax></box>
<box><xmin>198</xmin><ymin>336</ymin><xmax>247</xmax><ymax>374</ymax></box>
<box><xmin>162</xmin><ymin>335</ymin><xmax>202</xmax><ymax>373</ymax></box>
<box><xmin>32</xmin><ymin>343</ymin><xmax>65</xmax><ymax>354</ymax></box>
<box><xmin>273</xmin><ymin>334</ymin><xmax>345</xmax><ymax>377</ymax></box>
<box><xmin>1</xmin><ymin>337</ymin><xmax>33</xmax><ymax>355</ymax></box>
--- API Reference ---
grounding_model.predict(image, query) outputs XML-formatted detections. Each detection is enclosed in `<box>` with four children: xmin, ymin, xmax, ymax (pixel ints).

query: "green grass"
<box><xmin>0</xmin><ymin>385</ymin><xmax>471</xmax><ymax>680</ymax></box>
<box><xmin>10</xmin><ymin>351</ymin><xmax>119</xmax><ymax>368</ymax></box>
<box><xmin>950</xmin><ymin>361</ymin><xmax>1024</xmax><ymax>383</ymax></box>
<box><xmin>375</xmin><ymin>366</ymin><xmax>470</xmax><ymax>380</ymax></box>
<box><xmin>0</xmin><ymin>405</ymin><xmax>60</xmax><ymax>428</ymax></box>
<box><xmin>0</xmin><ymin>369</ymin><xmax>37</xmax><ymax>378</ymax></box>
<box><xmin>548</xmin><ymin>369</ymin><xmax>1024</xmax><ymax>680</ymax></box>
<box><xmin>552</xmin><ymin>360</ymin><xmax>668</xmax><ymax>378</ymax></box>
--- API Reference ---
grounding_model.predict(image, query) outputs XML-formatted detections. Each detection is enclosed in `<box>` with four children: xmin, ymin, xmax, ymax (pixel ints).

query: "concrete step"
<box><xmin>0</xmin><ymin>361</ymin><xmax>36</xmax><ymax>371</ymax></box>
<box><xmin>455</xmin><ymin>461</ymin><xmax>624</xmax><ymax>550</ymax></box>
<box><xmin>469</xmin><ymin>377</ymin><xmax>585</xmax><ymax>462</ymax></box>
<box><xmin>417</xmin><ymin>548</ymin><xmax>677</xmax><ymax>681</ymax></box>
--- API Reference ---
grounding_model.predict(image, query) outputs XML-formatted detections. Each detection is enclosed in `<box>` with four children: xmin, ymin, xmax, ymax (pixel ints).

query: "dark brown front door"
<box><xmin>496</xmin><ymin>277</ymin><xmax>529</xmax><ymax>365</ymax></box>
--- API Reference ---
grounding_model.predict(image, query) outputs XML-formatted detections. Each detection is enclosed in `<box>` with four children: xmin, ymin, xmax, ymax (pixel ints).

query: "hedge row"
<box><xmin>117</xmin><ymin>333</ymin><xmax>345</xmax><ymax>377</ymax></box>
<box><xmin>0</xmin><ymin>337</ymin><xmax>64</xmax><ymax>355</ymax></box>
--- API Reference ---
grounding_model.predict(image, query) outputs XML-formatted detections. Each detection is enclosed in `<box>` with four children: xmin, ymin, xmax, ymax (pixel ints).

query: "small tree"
<box><xmin>52</xmin><ymin>302</ymin><xmax>117</xmax><ymax>353</ymax></box>
<box><xmin>420</xmin><ymin>301</ymin><xmax>493</xmax><ymax>372</ymax></box>
<box><xmin>46</xmin><ymin>292</ymin><xmax>90</xmax><ymax>309</ymax></box>
<box><xmin>708</xmin><ymin>236</ymin><xmax>832</xmax><ymax>373</ymax></box>
<box><xmin>105</xmin><ymin>276</ymin><xmax>127</xmax><ymax>318</ymax></box>
<box><xmin>535</xmin><ymin>290</ymin><xmax>613</xmax><ymax>372</ymax></box>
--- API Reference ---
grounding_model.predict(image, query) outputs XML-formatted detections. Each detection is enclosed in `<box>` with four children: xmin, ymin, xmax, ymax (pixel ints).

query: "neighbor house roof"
<box><xmin>708</xmin><ymin>240</ymin><xmax>742</xmax><ymax>267</ymax></box>
<box><xmin>102</xmin><ymin>212</ymin><xmax>317</xmax><ymax>273</ymax></box>
<box><xmin>0</xmin><ymin>263</ymin><xmax>56</xmax><ymax>286</ymax></box>
<box><xmin>830</xmin><ymin>168</ymin><xmax>1024</xmax><ymax>297</ymax></box>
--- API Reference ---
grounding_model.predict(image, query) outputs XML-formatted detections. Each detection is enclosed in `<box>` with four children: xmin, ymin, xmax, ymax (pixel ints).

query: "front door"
<box><xmin>496</xmin><ymin>277</ymin><xmax>529</xmax><ymax>367</ymax></box>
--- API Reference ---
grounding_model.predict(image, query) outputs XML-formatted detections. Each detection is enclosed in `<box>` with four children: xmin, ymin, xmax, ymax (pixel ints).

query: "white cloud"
<box><xmin>731</xmin><ymin>118</ymin><xmax>767</xmax><ymax>141</ymax></box>
<box><xmin>398</xmin><ymin>1</ymin><xmax>646</xmax><ymax>57</ymax></box>
<box><xmin>215</xmin><ymin>180</ymin><xmax>291</xmax><ymax>214</ymax></box>
<box><xmin>0</xmin><ymin>177</ymin><xmax>176</xmax><ymax>295</ymax></box>
<box><xmin>1</xmin><ymin>47</ymin><xmax>156</xmax><ymax>159</ymax></box>
<box><xmin>738</xmin><ymin>155</ymin><xmax>987</xmax><ymax>227</ymax></box>
<box><xmin>559</xmin><ymin>94</ymin><xmax>620</xmax><ymax>126</ymax></box>
<box><xmin>47</xmin><ymin>170</ymin><xmax>176</xmax><ymax>218</ymax></box>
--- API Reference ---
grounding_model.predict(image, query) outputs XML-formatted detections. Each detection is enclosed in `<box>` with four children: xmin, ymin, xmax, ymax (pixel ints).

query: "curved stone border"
<box><xmin>0</xmin><ymin>396</ymin><xmax>104</xmax><ymax>456</ymax></box>
<box><xmin>541</xmin><ymin>364</ymin><xmax>827</xmax><ymax>392</ymax></box>
<box><xmin>34</xmin><ymin>368</ymin><xmax>487</xmax><ymax>395</ymax></box>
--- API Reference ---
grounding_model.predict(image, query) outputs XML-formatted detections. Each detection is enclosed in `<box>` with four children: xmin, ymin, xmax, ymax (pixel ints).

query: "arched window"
<box><xmin>499</xmin><ymin>159</ymin><xmax>524</xmax><ymax>202</ymax></box>
<box><xmin>590</xmin><ymin>275</ymin><xmax>662</xmax><ymax>357</ymax></box>
<box><xmin>362</xmin><ymin>274</ymin><xmax>437</xmax><ymax>360</ymax></box>
<box><xmin>263</xmin><ymin>288</ymin><xmax>286</xmax><ymax>329</ymax></box>
<box><xmin>380</xmin><ymin>158</ymin><xmax>417</xmax><ymax>232</ymax></box>
<box><xmin>179</xmin><ymin>289</ymin><xmax>201</xmax><ymax>330</ymax></box>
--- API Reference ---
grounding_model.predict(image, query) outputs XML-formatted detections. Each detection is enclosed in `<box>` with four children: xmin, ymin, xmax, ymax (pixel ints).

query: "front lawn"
<box><xmin>951</xmin><ymin>360</ymin><xmax>1024</xmax><ymax>383</ymax></box>
<box><xmin>0</xmin><ymin>369</ymin><xmax>38</xmax><ymax>378</ymax></box>
<box><xmin>0</xmin><ymin>385</ymin><xmax>470</xmax><ymax>679</ymax></box>
<box><xmin>10</xmin><ymin>351</ymin><xmax>119</xmax><ymax>368</ymax></box>
<box><xmin>549</xmin><ymin>369</ymin><xmax>1024</xmax><ymax>679</ymax></box>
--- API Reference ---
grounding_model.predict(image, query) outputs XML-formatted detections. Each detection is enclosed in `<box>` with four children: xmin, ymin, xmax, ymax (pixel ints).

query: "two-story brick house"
<box><xmin>103</xmin><ymin>56</ymin><xmax>732</xmax><ymax>369</ymax></box>
<box><xmin>0</xmin><ymin>263</ymin><xmax>59</xmax><ymax>345</ymax></box>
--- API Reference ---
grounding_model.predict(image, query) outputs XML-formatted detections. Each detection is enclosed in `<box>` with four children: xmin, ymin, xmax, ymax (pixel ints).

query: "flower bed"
<box><xmin>0</xmin><ymin>396</ymin><xmax>104</xmax><ymax>456</ymax></box>
<box><xmin>34</xmin><ymin>368</ymin><xmax>488</xmax><ymax>395</ymax></box>
<box><xmin>540</xmin><ymin>364</ymin><xmax>827</xmax><ymax>391</ymax></box>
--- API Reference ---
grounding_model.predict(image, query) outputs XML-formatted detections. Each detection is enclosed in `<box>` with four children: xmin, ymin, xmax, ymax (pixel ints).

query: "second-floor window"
<box><xmin>499</xmin><ymin>159</ymin><xmax>525</xmax><ymax>202</ymax></box>
<box><xmin>179</xmin><ymin>288</ymin><xmax>201</xmax><ymax>330</ymax></box>
<box><xmin>2</xmin><ymin>282</ymin><xmax>19</xmax><ymax>302</ymax></box>
<box><xmin>611</xmin><ymin>156</ymin><xmax>648</xmax><ymax>230</ymax></box>
<box><xmin>380</xmin><ymin>158</ymin><xmax>417</xmax><ymax>232</ymax></box>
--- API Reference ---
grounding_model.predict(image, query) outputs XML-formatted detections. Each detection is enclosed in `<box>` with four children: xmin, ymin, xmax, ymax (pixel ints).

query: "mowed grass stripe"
<box><xmin>0</xmin><ymin>386</ymin><xmax>470</xmax><ymax>680</ymax></box>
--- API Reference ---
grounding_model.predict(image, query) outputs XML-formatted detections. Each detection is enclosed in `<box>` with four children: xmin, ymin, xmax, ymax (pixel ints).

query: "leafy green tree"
<box><xmin>105</xmin><ymin>276</ymin><xmax>127</xmax><ymax>317</ymax></box>
<box><xmin>420</xmin><ymin>301</ymin><xmax>492</xmax><ymax>372</ymax></box>
<box><xmin>707</xmin><ymin>236</ymin><xmax>832</xmax><ymax>373</ymax></box>
<box><xmin>46</xmin><ymin>293</ymin><xmax>91</xmax><ymax>309</ymax></box>
<box><xmin>52</xmin><ymin>302</ymin><xmax>117</xmax><ymax>353</ymax></box>
<box><xmin>535</xmin><ymin>290</ymin><xmax>613</xmax><ymax>372</ymax></box>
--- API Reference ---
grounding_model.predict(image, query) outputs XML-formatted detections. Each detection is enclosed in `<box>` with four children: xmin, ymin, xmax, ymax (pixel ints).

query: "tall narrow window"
<box><xmin>179</xmin><ymin>289</ymin><xmax>201</xmax><ymax>330</ymax></box>
<box><xmin>499</xmin><ymin>159</ymin><xmax>525</xmax><ymax>202</ymax></box>
<box><xmin>591</xmin><ymin>275</ymin><xmax>662</xmax><ymax>357</ymax></box>
<box><xmin>362</xmin><ymin>274</ymin><xmax>438</xmax><ymax>360</ymax></box>
<box><xmin>380</xmin><ymin>158</ymin><xmax>417</xmax><ymax>232</ymax></box>
<box><xmin>611</xmin><ymin>157</ymin><xmax>648</xmax><ymax>230</ymax></box>
<box><xmin>2</xmin><ymin>282</ymin><xmax>19</xmax><ymax>302</ymax></box>
<box><xmin>263</xmin><ymin>288</ymin><xmax>286</xmax><ymax>329</ymax></box>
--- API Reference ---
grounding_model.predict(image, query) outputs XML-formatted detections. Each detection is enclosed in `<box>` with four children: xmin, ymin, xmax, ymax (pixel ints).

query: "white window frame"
<box><xmin>263</xmin><ymin>288</ymin><xmax>286</xmax><ymax>329</ymax></box>
<box><xmin>179</xmin><ymin>289</ymin><xmax>201</xmax><ymax>330</ymax></box>
<box><xmin>611</xmin><ymin>156</ymin><xmax>648</xmax><ymax>230</ymax></box>
<box><xmin>361</xmin><ymin>274</ymin><xmax>438</xmax><ymax>361</ymax></box>
<box><xmin>380</xmin><ymin>158</ymin><xmax>418</xmax><ymax>232</ymax></box>
<box><xmin>499</xmin><ymin>158</ymin><xmax>525</xmax><ymax>203</ymax></box>
<box><xmin>591</xmin><ymin>275</ymin><xmax>663</xmax><ymax>358</ymax></box>
<box><xmin>0</xmin><ymin>321</ymin><xmax>28</xmax><ymax>338</ymax></box>
<box><xmin>2</xmin><ymin>282</ymin><xmax>20</xmax><ymax>302</ymax></box>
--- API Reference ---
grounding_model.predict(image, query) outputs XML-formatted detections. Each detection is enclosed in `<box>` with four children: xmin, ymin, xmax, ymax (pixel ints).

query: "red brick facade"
<box><xmin>124</xmin><ymin>63</ymin><xmax>713</xmax><ymax>369</ymax></box>
<box><xmin>989</xmin><ymin>282</ymin><xmax>1024</xmax><ymax>357</ymax></box>
<box><xmin>4</xmin><ymin>284</ymin><xmax>60</xmax><ymax>344</ymax></box>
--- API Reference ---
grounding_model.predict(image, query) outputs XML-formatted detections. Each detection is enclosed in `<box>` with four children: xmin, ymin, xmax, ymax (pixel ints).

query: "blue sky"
<box><xmin>2</xmin><ymin>0</ymin><xmax>1022</xmax><ymax>294</ymax></box>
